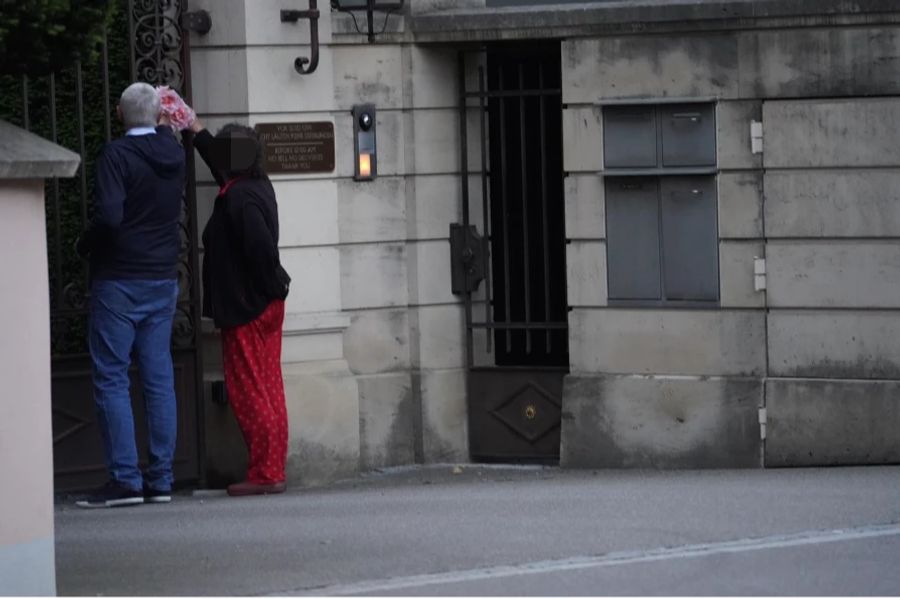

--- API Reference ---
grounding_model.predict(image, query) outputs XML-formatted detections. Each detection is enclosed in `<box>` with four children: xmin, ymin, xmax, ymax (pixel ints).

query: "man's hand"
<box><xmin>158</xmin><ymin>112</ymin><xmax>172</xmax><ymax>127</ymax></box>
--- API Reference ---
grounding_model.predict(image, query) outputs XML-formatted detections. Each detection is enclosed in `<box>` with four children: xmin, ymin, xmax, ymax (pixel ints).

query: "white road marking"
<box><xmin>275</xmin><ymin>522</ymin><xmax>900</xmax><ymax>596</ymax></box>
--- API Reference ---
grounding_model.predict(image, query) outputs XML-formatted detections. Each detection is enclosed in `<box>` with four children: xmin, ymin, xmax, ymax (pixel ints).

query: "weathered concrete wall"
<box><xmin>562</xmin><ymin>28</ymin><xmax>900</xmax><ymax>104</ymax></box>
<box><xmin>191</xmin><ymin>0</ymin><xmax>361</xmax><ymax>484</ymax></box>
<box><xmin>765</xmin><ymin>170</ymin><xmax>900</xmax><ymax>238</ymax></box>
<box><xmin>763</xmin><ymin>96</ymin><xmax>900</xmax><ymax>466</ymax></box>
<box><xmin>189</xmin><ymin>1</ymin><xmax>900</xmax><ymax>474</ymax></box>
<box><xmin>570</xmin><ymin>310</ymin><xmax>767</xmax><ymax>377</ymax></box>
<box><xmin>560</xmin><ymin>19</ymin><xmax>900</xmax><ymax>469</ymax></box>
<box><xmin>562</xmin><ymin>375</ymin><xmax>762</xmax><ymax>469</ymax></box>
<box><xmin>411</xmin><ymin>1</ymin><xmax>900</xmax><ymax>42</ymax></box>
<box><xmin>768</xmin><ymin>312</ymin><xmax>900</xmax><ymax>380</ymax></box>
<box><xmin>767</xmin><ymin>243</ymin><xmax>900</xmax><ymax>308</ymax></box>
<box><xmin>763</xmin><ymin>99</ymin><xmax>900</xmax><ymax>168</ymax></box>
<box><xmin>189</xmin><ymin>2</ymin><xmax>474</xmax><ymax>483</ymax></box>
<box><xmin>766</xmin><ymin>379</ymin><xmax>900</xmax><ymax>467</ymax></box>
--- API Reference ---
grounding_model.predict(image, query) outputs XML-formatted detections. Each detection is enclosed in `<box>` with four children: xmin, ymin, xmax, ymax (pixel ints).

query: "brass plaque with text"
<box><xmin>255</xmin><ymin>122</ymin><xmax>335</xmax><ymax>174</ymax></box>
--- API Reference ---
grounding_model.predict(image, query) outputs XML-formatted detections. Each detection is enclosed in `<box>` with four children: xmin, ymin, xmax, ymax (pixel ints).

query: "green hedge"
<box><xmin>0</xmin><ymin>0</ymin><xmax>115</xmax><ymax>76</ymax></box>
<box><xmin>0</xmin><ymin>1</ymin><xmax>130</xmax><ymax>355</ymax></box>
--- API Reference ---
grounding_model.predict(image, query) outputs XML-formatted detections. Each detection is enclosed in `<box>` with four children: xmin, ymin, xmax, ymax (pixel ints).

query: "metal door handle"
<box><xmin>670</xmin><ymin>189</ymin><xmax>703</xmax><ymax>200</ymax></box>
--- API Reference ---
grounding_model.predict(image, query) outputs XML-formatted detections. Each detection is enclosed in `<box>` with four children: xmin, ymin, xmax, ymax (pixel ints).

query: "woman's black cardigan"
<box><xmin>193</xmin><ymin>130</ymin><xmax>290</xmax><ymax>329</ymax></box>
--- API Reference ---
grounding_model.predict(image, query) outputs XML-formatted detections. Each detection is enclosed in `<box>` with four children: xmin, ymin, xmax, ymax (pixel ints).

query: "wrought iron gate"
<box><xmin>454</xmin><ymin>44</ymin><xmax>568</xmax><ymax>463</ymax></box>
<box><xmin>1</xmin><ymin>0</ymin><xmax>204</xmax><ymax>491</ymax></box>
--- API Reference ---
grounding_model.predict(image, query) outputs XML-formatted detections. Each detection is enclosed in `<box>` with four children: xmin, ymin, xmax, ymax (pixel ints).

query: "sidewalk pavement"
<box><xmin>55</xmin><ymin>465</ymin><xmax>900</xmax><ymax>596</ymax></box>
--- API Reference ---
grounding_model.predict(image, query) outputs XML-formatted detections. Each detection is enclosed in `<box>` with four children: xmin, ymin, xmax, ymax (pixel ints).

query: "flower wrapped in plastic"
<box><xmin>156</xmin><ymin>85</ymin><xmax>196</xmax><ymax>131</ymax></box>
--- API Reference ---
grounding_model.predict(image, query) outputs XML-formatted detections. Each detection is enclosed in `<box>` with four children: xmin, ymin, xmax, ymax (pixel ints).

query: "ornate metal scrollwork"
<box><xmin>172</xmin><ymin>304</ymin><xmax>195</xmax><ymax>349</ymax></box>
<box><xmin>131</xmin><ymin>0</ymin><xmax>199</xmax><ymax>351</ymax></box>
<box><xmin>132</xmin><ymin>0</ymin><xmax>186</xmax><ymax>89</ymax></box>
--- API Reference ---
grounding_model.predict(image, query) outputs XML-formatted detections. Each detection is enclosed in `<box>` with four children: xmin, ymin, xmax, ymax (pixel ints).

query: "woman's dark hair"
<box><xmin>215</xmin><ymin>123</ymin><xmax>265</xmax><ymax>179</ymax></box>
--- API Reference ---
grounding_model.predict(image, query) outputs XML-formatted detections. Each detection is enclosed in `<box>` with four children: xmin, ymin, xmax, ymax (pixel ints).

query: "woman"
<box><xmin>190</xmin><ymin>118</ymin><xmax>291</xmax><ymax>496</ymax></box>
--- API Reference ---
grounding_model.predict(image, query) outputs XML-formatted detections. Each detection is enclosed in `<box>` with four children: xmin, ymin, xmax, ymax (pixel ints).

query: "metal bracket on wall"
<box><xmin>331</xmin><ymin>0</ymin><xmax>405</xmax><ymax>43</ymax></box>
<box><xmin>450</xmin><ymin>224</ymin><xmax>486</xmax><ymax>295</ymax></box>
<box><xmin>751</xmin><ymin>120</ymin><xmax>764</xmax><ymax>154</ymax></box>
<box><xmin>181</xmin><ymin>10</ymin><xmax>212</xmax><ymax>35</ymax></box>
<box><xmin>281</xmin><ymin>1</ymin><xmax>321</xmax><ymax>74</ymax></box>
<box><xmin>754</xmin><ymin>256</ymin><xmax>767</xmax><ymax>292</ymax></box>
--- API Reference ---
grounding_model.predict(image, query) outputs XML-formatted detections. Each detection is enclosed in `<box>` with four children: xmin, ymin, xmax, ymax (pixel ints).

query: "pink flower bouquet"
<box><xmin>156</xmin><ymin>85</ymin><xmax>196</xmax><ymax>131</ymax></box>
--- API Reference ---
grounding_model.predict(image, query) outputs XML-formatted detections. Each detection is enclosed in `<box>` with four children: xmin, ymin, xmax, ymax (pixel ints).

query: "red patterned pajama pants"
<box><xmin>221</xmin><ymin>300</ymin><xmax>288</xmax><ymax>484</ymax></box>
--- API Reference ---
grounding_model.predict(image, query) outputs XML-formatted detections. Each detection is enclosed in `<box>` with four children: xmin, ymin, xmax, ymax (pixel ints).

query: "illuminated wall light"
<box><xmin>359</xmin><ymin>153</ymin><xmax>372</xmax><ymax>178</ymax></box>
<box><xmin>353</xmin><ymin>104</ymin><xmax>377</xmax><ymax>181</ymax></box>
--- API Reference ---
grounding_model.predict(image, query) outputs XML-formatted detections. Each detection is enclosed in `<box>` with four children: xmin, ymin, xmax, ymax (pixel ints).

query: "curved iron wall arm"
<box><xmin>281</xmin><ymin>0</ymin><xmax>320</xmax><ymax>75</ymax></box>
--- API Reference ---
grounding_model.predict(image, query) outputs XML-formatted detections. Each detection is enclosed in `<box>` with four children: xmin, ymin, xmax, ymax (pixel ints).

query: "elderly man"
<box><xmin>75</xmin><ymin>82</ymin><xmax>185</xmax><ymax>508</ymax></box>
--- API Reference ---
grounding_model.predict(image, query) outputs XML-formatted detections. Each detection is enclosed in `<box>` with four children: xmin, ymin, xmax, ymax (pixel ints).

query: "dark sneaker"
<box><xmin>143</xmin><ymin>485</ymin><xmax>172</xmax><ymax>504</ymax></box>
<box><xmin>227</xmin><ymin>480</ymin><xmax>286</xmax><ymax>497</ymax></box>
<box><xmin>75</xmin><ymin>481</ymin><xmax>144</xmax><ymax>509</ymax></box>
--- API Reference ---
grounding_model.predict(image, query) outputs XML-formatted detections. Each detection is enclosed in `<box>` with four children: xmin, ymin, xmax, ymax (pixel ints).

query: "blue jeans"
<box><xmin>89</xmin><ymin>278</ymin><xmax>179</xmax><ymax>492</ymax></box>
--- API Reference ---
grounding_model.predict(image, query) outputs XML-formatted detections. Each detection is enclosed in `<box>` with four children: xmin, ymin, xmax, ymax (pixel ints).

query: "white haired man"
<box><xmin>75</xmin><ymin>82</ymin><xmax>185</xmax><ymax>508</ymax></box>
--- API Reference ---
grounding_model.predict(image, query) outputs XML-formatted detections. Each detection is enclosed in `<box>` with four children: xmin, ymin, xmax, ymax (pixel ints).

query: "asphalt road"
<box><xmin>55</xmin><ymin>465</ymin><xmax>900</xmax><ymax>596</ymax></box>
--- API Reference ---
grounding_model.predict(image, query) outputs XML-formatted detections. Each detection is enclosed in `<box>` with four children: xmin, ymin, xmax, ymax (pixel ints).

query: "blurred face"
<box><xmin>209</xmin><ymin>136</ymin><xmax>258</xmax><ymax>175</ymax></box>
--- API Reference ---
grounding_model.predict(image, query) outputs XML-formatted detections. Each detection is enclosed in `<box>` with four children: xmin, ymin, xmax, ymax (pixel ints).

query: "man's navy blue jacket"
<box><xmin>78</xmin><ymin>126</ymin><xmax>185</xmax><ymax>280</ymax></box>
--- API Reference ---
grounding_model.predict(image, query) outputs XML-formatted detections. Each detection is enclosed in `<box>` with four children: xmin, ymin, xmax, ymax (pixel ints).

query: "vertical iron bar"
<box><xmin>75</xmin><ymin>61</ymin><xmax>88</xmax><ymax>224</ymax></box>
<box><xmin>538</xmin><ymin>63</ymin><xmax>551</xmax><ymax>352</ymax></box>
<box><xmin>367</xmin><ymin>0</ymin><xmax>375</xmax><ymax>43</ymax></box>
<box><xmin>181</xmin><ymin>0</ymin><xmax>208</xmax><ymax>488</ymax></box>
<box><xmin>76</xmin><ymin>60</ymin><xmax>89</xmax><ymax>295</ymax></box>
<box><xmin>518</xmin><ymin>64</ymin><xmax>531</xmax><ymax>354</ymax></box>
<box><xmin>101</xmin><ymin>27</ymin><xmax>112</xmax><ymax>142</ymax></box>
<box><xmin>21</xmin><ymin>76</ymin><xmax>29</xmax><ymax>130</ymax></box>
<box><xmin>498</xmin><ymin>62</ymin><xmax>511</xmax><ymax>353</ymax></box>
<box><xmin>50</xmin><ymin>73</ymin><xmax>63</xmax><ymax>308</ymax></box>
<box><xmin>128</xmin><ymin>0</ymin><xmax>137</xmax><ymax>82</ymax></box>
<box><xmin>458</xmin><ymin>53</ymin><xmax>474</xmax><ymax>369</ymax></box>
<box><xmin>75</xmin><ymin>60</ymin><xmax>91</xmax><ymax>294</ymax></box>
<box><xmin>478</xmin><ymin>64</ymin><xmax>492</xmax><ymax>355</ymax></box>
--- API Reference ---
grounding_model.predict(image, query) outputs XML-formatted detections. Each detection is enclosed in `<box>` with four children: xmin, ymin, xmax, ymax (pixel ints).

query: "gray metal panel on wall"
<box><xmin>660</xmin><ymin>177</ymin><xmax>719</xmax><ymax>301</ymax></box>
<box><xmin>603</xmin><ymin>106</ymin><xmax>657</xmax><ymax>169</ymax></box>
<box><xmin>605</xmin><ymin>177</ymin><xmax>661</xmax><ymax>300</ymax></box>
<box><xmin>660</xmin><ymin>103</ymin><xmax>716</xmax><ymax>168</ymax></box>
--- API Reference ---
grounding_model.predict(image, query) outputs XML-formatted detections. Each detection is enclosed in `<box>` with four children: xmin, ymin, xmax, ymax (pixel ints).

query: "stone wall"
<box><xmin>188</xmin><ymin>1</ymin><xmax>469</xmax><ymax>485</ymax></box>
<box><xmin>559</xmin><ymin>23</ymin><xmax>900</xmax><ymax>468</ymax></box>
<box><xmin>762</xmin><ymin>97</ymin><xmax>900</xmax><ymax>466</ymax></box>
<box><xmin>188</xmin><ymin>1</ymin><xmax>900</xmax><ymax>476</ymax></box>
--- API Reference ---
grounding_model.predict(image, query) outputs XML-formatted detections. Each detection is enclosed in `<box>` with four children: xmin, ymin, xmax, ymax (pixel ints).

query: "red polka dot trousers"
<box><xmin>221</xmin><ymin>300</ymin><xmax>288</xmax><ymax>484</ymax></box>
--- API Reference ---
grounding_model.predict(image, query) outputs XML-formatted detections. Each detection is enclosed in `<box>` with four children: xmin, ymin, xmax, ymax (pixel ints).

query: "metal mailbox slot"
<box><xmin>605</xmin><ymin>177</ymin><xmax>662</xmax><ymax>300</ymax></box>
<box><xmin>660</xmin><ymin>176</ymin><xmax>719</xmax><ymax>301</ymax></box>
<box><xmin>603</xmin><ymin>106</ymin><xmax>657</xmax><ymax>169</ymax></box>
<box><xmin>660</xmin><ymin>103</ymin><xmax>716</xmax><ymax>167</ymax></box>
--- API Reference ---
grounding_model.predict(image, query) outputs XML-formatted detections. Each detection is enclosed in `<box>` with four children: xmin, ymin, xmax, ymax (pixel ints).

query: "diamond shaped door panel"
<box><xmin>469</xmin><ymin>370</ymin><xmax>564</xmax><ymax>461</ymax></box>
